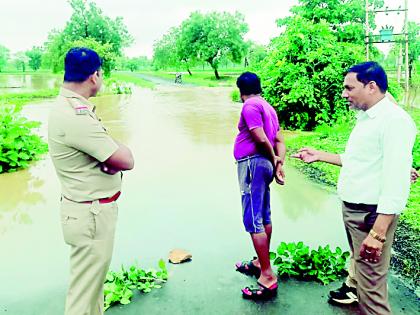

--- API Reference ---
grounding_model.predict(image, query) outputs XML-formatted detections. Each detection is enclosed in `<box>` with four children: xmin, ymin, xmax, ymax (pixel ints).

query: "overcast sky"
<box><xmin>0</xmin><ymin>0</ymin><xmax>418</xmax><ymax>58</ymax></box>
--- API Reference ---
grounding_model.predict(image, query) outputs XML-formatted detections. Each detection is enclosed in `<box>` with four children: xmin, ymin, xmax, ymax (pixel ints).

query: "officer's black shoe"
<box><xmin>328</xmin><ymin>282</ymin><xmax>358</xmax><ymax>305</ymax></box>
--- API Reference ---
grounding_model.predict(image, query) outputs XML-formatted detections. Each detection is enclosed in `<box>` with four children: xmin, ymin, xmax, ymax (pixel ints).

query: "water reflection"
<box><xmin>0</xmin><ymin>168</ymin><xmax>45</xmax><ymax>235</ymax></box>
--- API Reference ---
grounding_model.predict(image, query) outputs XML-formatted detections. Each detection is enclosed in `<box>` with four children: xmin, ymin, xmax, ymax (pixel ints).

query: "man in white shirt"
<box><xmin>292</xmin><ymin>61</ymin><xmax>417</xmax><ymax>315</ymax></box>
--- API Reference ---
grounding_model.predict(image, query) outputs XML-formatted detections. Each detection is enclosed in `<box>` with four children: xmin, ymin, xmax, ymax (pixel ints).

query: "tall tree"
<box><xmin>0</xmin><ymin>45</ymin><xmax>9</xmax><ymax>72</ymax></box>
<box><xmin>25</xmin><ymin>47</ymin><xmax>43</xmax><ymax>71</ymax></box>
<box><xmin>44</xmin><ymin>0</ymin><xmax>132</xmax><ymax>76</ymax></box>
<box><xmin>259</xmin><ymin>16</ymin><xmax>364</xmax><ymax>130</ymax></box>
<box><xmin>13</xmin><ymin>52</ymin><xmax>28</xmax><ymax>72</ymax></box>
<box><xmin>177</xmin><ymin>11</ymin><xmax>248</xmax><ymax>79</ymax></box>
<box><xmin>152</xmin><ymin>27</ymin><xmax>181</xmax><ymax>71</ymax></box>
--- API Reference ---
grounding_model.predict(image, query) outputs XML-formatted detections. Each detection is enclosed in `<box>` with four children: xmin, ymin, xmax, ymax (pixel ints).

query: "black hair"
<box><xmin>236</xmin><ymin>72</ymin><xmax>262</xmax><ymax>95</ymax></box>
<box><xmin>347</xmin><ymin>61</ymin><xmax>388</xmax><ymax>93</ymax></box>
<box><xmin>64</xmin><ymin>47</ymin><xmax>102</xmax><ymax>82</ymax></box>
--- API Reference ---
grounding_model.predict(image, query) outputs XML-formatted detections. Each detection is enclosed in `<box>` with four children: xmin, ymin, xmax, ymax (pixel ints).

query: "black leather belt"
<box><xmin>343</xmin><ymin>201</ymin><xmax>378</xmax><ymax>212</ymax></box>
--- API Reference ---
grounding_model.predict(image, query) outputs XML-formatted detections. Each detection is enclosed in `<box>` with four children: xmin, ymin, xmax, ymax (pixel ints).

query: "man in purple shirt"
<box><xmin>233</xmin><ymin>72</ymin><xmax>286</xmax><ymax>300</ymax></box>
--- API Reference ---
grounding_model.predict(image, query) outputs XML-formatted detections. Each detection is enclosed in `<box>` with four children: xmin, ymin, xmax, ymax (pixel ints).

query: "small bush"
<box><xmin>104</xmin><ymin>259</ymin><xmax>168</xmax><ymax>311</ymax></box>
<box><xmin>0</xmin><ymin>105</ymin><xmax>48</xmax><ymax>173</ymax></box>
<box><xmin>270</xmin><ymin>241</ymin><xmax>350</xmax><ymax>285</ymax></box>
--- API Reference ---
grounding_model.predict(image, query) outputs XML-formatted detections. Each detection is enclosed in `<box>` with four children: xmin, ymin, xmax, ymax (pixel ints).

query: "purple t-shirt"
<box><xmin>233</xmin><ymin>96</ymin><xmax>280</xmax><ymax>160</ymax></box>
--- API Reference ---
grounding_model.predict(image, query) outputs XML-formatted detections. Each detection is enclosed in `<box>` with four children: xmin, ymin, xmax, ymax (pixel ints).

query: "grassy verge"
<box><xmin>0</xmin><ymin>88</ymin><xmax>60</xmax><ymax>106</ymax></box>
<box><xmin>136</xmin><ymin>70</ymin><xmax>241</xmax><ymax>87</ymax></box>
<box><xmin>285</xmin><ymin>107</ymin><xmax>419</xmax><ymax>289</ymax></box>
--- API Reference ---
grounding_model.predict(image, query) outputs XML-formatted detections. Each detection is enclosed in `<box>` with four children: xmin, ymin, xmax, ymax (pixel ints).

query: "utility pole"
<box><xmin>365</xmin><ymin>0</ymin><xmax>370</xmax><ymax>60</ymax></box>
<box><xmin>404</xmin><ymin>0</ymin><xmax>409</xmax><ymax>106</ymax></box>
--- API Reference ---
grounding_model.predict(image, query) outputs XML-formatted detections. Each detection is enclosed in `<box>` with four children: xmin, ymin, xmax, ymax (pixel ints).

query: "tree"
<box><xmin>177</xmin><ymin>11</ymin><xmax>248</xmax><ymax>79</ymax></box>
<box><xmin>278</xmin><ymin>0</ymin><xmax>384</xmax><ymax>44</ymax></box>
<box><xmin>245</xmin><ymin>42</ymin><xmax>268</xmax><ymax>68</ymax></box>
<box><xmin>407</xmin><ymin>21</ymin><xmax>420</xmax><ymax>81</ymax></box>
<box><xmin>0</xmin><ymin>45</ymin><xmax>9</xmax><ymax>72</ymax></box>
<box><xmin>152</xmin><ymin>27</ymin><xmax>181</xmax><ymax>71</ymax></box>
<box><xmin>259</xmin><ymin>16</ymin><xmax>364</xmax><ymax>130</ymax></box>
<box><xmin>44</xmin><ymin>0</ymin><xmax>132</xmax><ymax>76</ymax></box>
<box><xmin>25</xmin><ymin>47</ymin><xmax>43</xmax><ymax>71</ymax></box>
<box><xmin>13</xmin><ymin>52</ymin><xmax>28</xmax><ymax>72</ymax></box>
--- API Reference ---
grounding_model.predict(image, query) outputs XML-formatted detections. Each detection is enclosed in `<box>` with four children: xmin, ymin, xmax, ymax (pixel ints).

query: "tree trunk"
<box><xmin>214</xmin><ymin>68</ymin><xmax>220</xmax><ymax>80</ymax></box>
<box><xmin>187</xmin><ymin>68</ymin><xmax>192</xmax><ymax>76</ymax></box>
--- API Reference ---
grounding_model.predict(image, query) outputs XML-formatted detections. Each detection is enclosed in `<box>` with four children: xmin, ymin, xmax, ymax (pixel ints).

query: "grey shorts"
<box><xmin>237</xmin><ymin>155</ymin><xmax>274</xmax><ymax>233</ymax></box>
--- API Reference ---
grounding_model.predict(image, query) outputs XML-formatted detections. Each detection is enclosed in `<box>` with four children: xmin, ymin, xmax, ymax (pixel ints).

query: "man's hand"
<box><xmin>275</xmin><ymin>162</ymin><xmax>285</xmax><ymax>185</ymax></box>
<box><xmin>411</xmin><ymin>168</ymin><xmax>419</xmax><ymax>183</ymax></box>
<box><xmin>291</xmin><ymin>147</ymin><xmax>320</xmax><ymax>163</ymax></box>
<box><xmin>360</xmin><ymin>234</ymin><xmax>384</xmax><ymax>263</ymax></box>
<box><xmin>100</xmin><ymin>163</ymin><xmax>120</xmax><ymax>175</ymax></box>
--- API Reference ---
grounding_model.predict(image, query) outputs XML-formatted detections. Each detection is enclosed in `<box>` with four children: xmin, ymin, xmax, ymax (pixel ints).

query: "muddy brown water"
<box><xmin>0</xmin><ymin>80</ymin><xmax>418</xmax><ymax>314</ymax></box>
<box><xmin>0</xmin><ymin>74</ymin><xmax>61</xmax><ymax>94</ymax></box>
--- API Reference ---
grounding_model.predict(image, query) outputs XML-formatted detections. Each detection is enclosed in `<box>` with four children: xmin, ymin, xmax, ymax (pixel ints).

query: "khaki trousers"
<box><xmin>342</xmin><ymin>203</ymin><xmax>398</xmax><ymax>315</ymax></box>
<box><xmin>60</xmin><ymin>199</ymin><xmax>118</xmax><ymax>315</ymax></box>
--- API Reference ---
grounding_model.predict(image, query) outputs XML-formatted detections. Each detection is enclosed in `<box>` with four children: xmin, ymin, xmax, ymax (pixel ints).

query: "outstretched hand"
<box><xmin>291</xmin><ymin>147</ymin><xmax>320</xmax><ymax>163</ymax></box>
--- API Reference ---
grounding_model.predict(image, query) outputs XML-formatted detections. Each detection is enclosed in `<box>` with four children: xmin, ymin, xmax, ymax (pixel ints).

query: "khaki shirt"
<box><xmin>48</xmin><ymin>88</ymin><xmax>121</xmax><ymax>202</ymax></box>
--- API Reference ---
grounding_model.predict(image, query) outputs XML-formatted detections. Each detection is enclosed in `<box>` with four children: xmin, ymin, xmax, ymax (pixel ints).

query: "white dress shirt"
<box><xmin>337</xmin><ymin>96</ymin><xmax>417</xmax><ymax>214</ymax></box>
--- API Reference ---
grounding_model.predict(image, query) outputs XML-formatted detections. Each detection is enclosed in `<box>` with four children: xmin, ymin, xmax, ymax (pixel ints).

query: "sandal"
<box><xmin>235</xmin><ymin>257</ymin><xmax>261</xmax><ymax>278</ymax></box>
<box><xmin>242</xmin><ymin>282</ymin><xmax>278</xmax><ymax>300</ymax></box>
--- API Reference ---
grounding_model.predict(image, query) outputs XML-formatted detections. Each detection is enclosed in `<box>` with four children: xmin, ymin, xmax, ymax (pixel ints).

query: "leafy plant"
<box><xmin>270</xmin><ymin>241</ymin><xmax>350</xmax><ymax>285</ymax></box>
<box><xmin>0</xmin><ymin>105</ymin><xmax>48</xmax><ymax>173</ymax></box>
<box><xmin>104</xmin><ymin>259</ymin><xmax>168</xmax><ymax>311</ymax></box>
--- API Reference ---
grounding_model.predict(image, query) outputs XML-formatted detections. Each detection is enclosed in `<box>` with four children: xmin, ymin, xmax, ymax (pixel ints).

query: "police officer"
<box><xmin>48</xmin><ymin>47</ymin><xmax>134</xmax><ymax>315</ymax></box>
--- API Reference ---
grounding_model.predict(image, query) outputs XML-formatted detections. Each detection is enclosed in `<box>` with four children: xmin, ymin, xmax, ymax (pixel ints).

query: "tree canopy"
<box><xmin>259</xmin><ymin>16</ymin><xmax>364</xmax><ymax>130</ymax></box>
<box><xmin>25</xmin><ymin>47</ymin><xmax>43</xmax><ymax>71</ymax></box>
<box><xmin>278</xmin><ymin>0</ymin><xmax>384</xmax><ymax>44</ymax></box>
<box><xmin>153</xmin><ymin>11</ymin><xmax>248</xmax><ymax>79</ymax></box>
<box><xmin>44</xmin><ymin>0</ymin><xmax>132</xmax><ymax>76</ymax></box>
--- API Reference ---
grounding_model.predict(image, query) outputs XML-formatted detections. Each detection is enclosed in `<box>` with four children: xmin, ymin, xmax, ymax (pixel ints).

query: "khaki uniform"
<box><xmin>342</xmin><ymin>203</ymin><xmax>399</xmax><ymax>315</ymax></box>
<box><xmin>49</xmin><ymin>88</ymin><xmax>121</xmax><ymax>315</ymax></box>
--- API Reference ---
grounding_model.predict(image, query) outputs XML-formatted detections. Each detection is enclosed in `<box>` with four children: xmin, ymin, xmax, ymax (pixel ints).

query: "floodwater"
<box><xmin>0</xmin><ymin>77</ymin><xmax>418</xmax><ymax>314</ymax></box>
<box><xmin>0</xmin><ymin>73</ymin><xmax>61</xmax><ymax>94</ymax></box>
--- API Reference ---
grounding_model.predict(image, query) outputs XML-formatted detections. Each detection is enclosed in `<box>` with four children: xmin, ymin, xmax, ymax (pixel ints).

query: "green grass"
<box><xmin>0</xmin><ymin>88</ymin><xmax>60</xmax><ymax>106</ymax></box>
<box><xmin>110</xmin><ymin>73</ymin><xmax>155</xmax><ymax>89</ymax></box>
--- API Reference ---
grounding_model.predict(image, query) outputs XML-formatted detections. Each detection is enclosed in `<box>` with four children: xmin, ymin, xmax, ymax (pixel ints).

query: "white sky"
<box><xmin>0</xmin><ymin>0</ymin><xmax>418</xmax><ymax>58</ymax></box>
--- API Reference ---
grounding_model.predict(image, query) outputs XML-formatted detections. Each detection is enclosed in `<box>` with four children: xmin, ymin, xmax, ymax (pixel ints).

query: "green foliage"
<box><xmin>259</xmin><ymin>16</ymin><xmax>364</xmax><ymax>130</ymax></box>
<box><xmin>0</xmin><ymin>106</ymin><xmax>48</xmax><ymax>173</ymax></box>
<box><xmin>0</xmin><ymin>44</ymin><xmax>9</xmax><ymax>72</ymax></box>
<box><xmin>279</xmin><ymin>0</ymin><xmax>384</xmax><ymax>44</ymax></box>
<box><xmin>13</xmin><ymin>52</ymin><xmax>28</xmax><ymax>72</ymax></box>
<box><xmin>153</xmin><ymin>11</ymin><xmax>248</xmax><ymax>79</ymax></box>
<box><xmin>0</xmin><ymin>88</ymin><xmax>59</xmax><ymax>106</ymax></box>
<box><xmin>25</xmin><ymin>47</ymin><xmax>43</xmax><ymax>71</ymax></box>
<box><xmin>104</xmin><ymin>259</ymin><xmax>168</xmax><ymax>311</ymax></box>
<box><xmin>231</xmin><ymin>89</ymin><xmax>241</xmax><ymax>102</ymax></box>
<box><xmin>103</xmin><ymin>78</ymin><xmax>132</xmax><ymax>94</ymax></box>
<box><xmin>152</xmin><ymin>27</ymin><xmax>181</xmax><ymax>71</ymax></box>
<box><xmin>43</xmin><ymin>0</ymin><xmax>132</xmax><ymax>76</ymax></box>
<box><xmin>270</xmin><ymin>241</ymin><xmax>350</xmax><ymax>285</ymax></box>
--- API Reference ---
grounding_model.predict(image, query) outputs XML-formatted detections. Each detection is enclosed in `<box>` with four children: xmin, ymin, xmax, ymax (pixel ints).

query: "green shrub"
<box><xmin>258</xmin><ymin>16</ymin><xmax>364</xmax><ymax>130</ymax></box>
<box><xmin>0</xmin><ymin>106</ymin><xmax>48</xmax><ymax>173</ymax></box>
<box><xmin>104</xmin><ymin>259</ymin><xmax>168</xmax><ymax>311</ymax></box>
<box><xmin>270</xmin><ymin>241</ymin><xmax>350</xmax><ymax>285</ymax></box>
<box><xmin>230</xmin><ymin>89</ymin><xmax>241</xmax><ymax>102</ymax></box>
